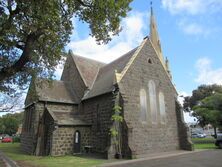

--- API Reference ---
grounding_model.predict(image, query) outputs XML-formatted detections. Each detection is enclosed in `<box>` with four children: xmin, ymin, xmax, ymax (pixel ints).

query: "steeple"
<box><xmin>149</xmin><ymin>2</ymin><xmax>164</xmax><ymax>63</ymax></box>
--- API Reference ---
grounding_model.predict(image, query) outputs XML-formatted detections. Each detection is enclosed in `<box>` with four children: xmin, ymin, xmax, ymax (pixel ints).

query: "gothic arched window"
<box><xmin>148</xmin><ymin>80</ymin><xmax>157</xmax><ymax>124</ymax></box>
<box><xmin>159</xmin><ymin>92</ymin><xmax>166</xmax><ymax>124</ymax></box>
<box><xmin>140</xmin><ymin>89</ymin><xmax>147</xmax><ymax>122</ymax></box>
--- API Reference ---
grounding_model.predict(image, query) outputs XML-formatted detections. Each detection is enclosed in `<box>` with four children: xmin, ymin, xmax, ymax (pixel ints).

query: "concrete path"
<box><xmin>100</xmin><ymin>150</ymin><xmax>222</xmax><ymax>167</ymax></box>
<box><xmin>0</xmin><ymin>150</ymin><xmax>20</xmax><ymax>167</ymax></box>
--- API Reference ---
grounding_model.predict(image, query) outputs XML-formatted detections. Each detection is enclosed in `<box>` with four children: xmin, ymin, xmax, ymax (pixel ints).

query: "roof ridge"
<box><xmin>71</xmin><ymin>54</ymin><xmax>88</xmax><ymax>87</ymax></box>
<box><xmin>117</xmin><ymin>38</ymin><xmax>148</xmax><ymax>82</ymax></box>
<box><xmin>72</xmin><ymin>53</ymin><xmax>106</xmax><ymax>65</ymax></box>
<box><xmin>104</xmin><ymin>47</ymin><xmax>138</xmax><ymax>67</ymax></box>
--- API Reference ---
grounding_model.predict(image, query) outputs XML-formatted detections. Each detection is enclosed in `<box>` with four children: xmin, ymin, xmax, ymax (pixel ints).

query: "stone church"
<box><xmin>21</xmin><ymin>9</ymin><xmax>192</xmax><ymax>159</ymax></box>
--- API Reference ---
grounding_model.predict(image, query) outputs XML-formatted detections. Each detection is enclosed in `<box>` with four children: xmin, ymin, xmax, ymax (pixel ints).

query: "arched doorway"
<box><xmin>73</xmin><ymin>130</ymin><xmax>81</xmax><ymax>153</ymax></box>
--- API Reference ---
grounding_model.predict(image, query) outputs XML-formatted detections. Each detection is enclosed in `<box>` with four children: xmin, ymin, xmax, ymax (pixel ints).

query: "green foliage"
<box><xmin>0</xmin><ymin>0</ymin><xmax>132</xmax><ymax>95</ymax></box>
<box><xmin>110</xmin><ymin>104</ymin><xmax>123</xmax><ymax>155</ymax></box>
<box><xmin>0</xmin><ymin>112</ymin><xmax>23</xmax><ymax>135</ymax></box>
<box><xmin>111</xmin><ymin>106</ymin><xmax>123</xmax><ymax>122</ymax></box>
<box><xmin>183</xmin><ymin>84</ymin><xmax>222</xmax><ymax>127</ymax></box>
<box><xmin>183</xmin><ymin>84</ymin><xmax>222</xmax><ymax>112</ymax></box>
<box><xmin>12</xmin><ymin>136</ymin><xmax>21</xmax><ymax>143</ymax></box>
<box><xmin>193</xmin><ymin>93</ymin><xmax>222</xmax><ymax>128</ymax></box>
<box><xmin>110</xmin><ymin>128</ymin><xmax>118</xmax><ymax>137</ymax></box>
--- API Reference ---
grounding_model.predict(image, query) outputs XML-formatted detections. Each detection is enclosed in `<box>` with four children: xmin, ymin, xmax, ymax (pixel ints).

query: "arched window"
<box><xmin>148</xmin><ymin>80</ymin><xmax>157</xmax><ymax>124</ymax></box>
<box><xmin>159</xmin><ymin>92</ymin><xmax>166</xmax><ymax>124</ymax></box>
<box><xmin>140</xmin><ymin>89</ymin><xmax>147</xmax><ymax>122</ymax></box>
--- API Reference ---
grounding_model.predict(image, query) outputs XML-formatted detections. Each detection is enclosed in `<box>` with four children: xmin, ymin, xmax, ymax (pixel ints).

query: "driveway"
<box><xmin>102</xmin><ymin>150</ymin><xmax>222</xmax><ymax>167</ymax></box>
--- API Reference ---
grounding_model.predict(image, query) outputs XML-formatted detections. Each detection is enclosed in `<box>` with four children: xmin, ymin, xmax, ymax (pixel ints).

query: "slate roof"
<box><xmin>72</xmin><ymin>55</ymin><xmax>105</xmax><ymax>88</ymax></box>
<box><xmin>35</xmin><ymin>79</ymin><xmax>78</xmax><ymax>104</ymax></box>
<box><xmin>46</xmin><ymin>108</ymin><xmax>91</xmax><ymax>126</ymax></box>
<box><xmin>83</xmin><ymin>47</ymin><xmax>138</xmax><ymax>100</ymax></box>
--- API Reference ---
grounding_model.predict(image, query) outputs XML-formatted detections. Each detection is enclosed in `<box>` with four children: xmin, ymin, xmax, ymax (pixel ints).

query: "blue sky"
<box><xmin>64</xmin><ymin>0</ymin><xmax>222</xmax><ymax>97</ymax></box>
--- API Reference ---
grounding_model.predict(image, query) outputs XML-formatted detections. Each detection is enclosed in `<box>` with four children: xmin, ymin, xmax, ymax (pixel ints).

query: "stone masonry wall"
<box><xmin>175</xmin><ymin>101</ymin><xmax>193</xmax><ymax>151</ymax></box>
<box><xmin>82</xmin><ymin>93</ymin><xmax>114</xmax><ymax>156</ymax></box>
<box><xmin>51</xmin><ymin>126</ymin><xmax>91</xmax><ymax>156</ymax></box>
<box><xmin>21</xmin><ymin>101</ymin><xmax>77</xmax><ymax>155</ymax></box>
<box><xmin>119</xmin><ymin>39</ymin><xmax>181</xmax><ymax>158</ymax></box>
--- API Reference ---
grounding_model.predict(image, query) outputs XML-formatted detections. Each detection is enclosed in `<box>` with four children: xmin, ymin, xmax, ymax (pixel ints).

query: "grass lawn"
<box><xmin>192</xmin><ymin>138</ymin><xmax>217</xmax><ymax>150</ymax></box>
<box><xmin>0</xmin><ymin>143</ymin><xmax>106</xmax><ymax>167</ymax></box>
<box><xmin>194</xmin><ymin>143</ymin><xmax>217</xmax><ymax>149</ymax></box>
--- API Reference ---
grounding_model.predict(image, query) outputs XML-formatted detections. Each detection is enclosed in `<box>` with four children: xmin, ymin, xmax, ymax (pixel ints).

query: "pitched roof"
<box><xmin>83</xmin><ymin>47</ymin><xmax>138</xmax><ymax>100</ymax></box>
<box><xmin>46</xmin><ymin>108</ymin><xmax>91</xmax><ymax>126</ymax></box>
<box><xmin>35</xmin><ymin>79</ymin><xmax>78</xmax><ymax>104</ymax></box>
<box><xmin>72</xmin><ymin>55</ymin><xmax>105</xmax><ymax>88</ymax></box>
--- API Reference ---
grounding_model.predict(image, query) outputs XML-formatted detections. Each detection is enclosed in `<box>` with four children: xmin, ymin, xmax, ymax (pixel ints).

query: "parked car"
<box><xmin>2</xmin><ymin>137</ymin><xmax>13</xmax><ymax>143</ymax></box>
<box><xmin>191</xmin><ymin>132</ymin><xmax>206</xmax><ymax>138</ymax></box>
<box><xmin>215</xmin><ymin>133</ymin><xmax>222</xmax><ymax>149</ymax></box>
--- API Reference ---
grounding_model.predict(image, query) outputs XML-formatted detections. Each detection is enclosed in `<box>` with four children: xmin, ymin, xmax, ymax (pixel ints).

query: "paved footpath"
<box><xmin>100</xmin><ymin>150</ymin><xmax>222</xmax><ymax>167</ymax></box>
<box><xmin>0</xmin><ymin>150</ymin><xmax>20</xmax><ymax>167</ymax></box>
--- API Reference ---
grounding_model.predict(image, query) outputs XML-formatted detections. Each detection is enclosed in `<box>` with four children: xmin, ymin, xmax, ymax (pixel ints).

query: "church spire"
<box><xmin>149</xmin><ymin>2</ymin><xmax>164</xmax><ymax>63</ymax></box>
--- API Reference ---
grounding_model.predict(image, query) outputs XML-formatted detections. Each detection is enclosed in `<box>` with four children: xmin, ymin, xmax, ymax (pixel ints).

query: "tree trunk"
<box><xmin>213</xmin><ymin>126</ymin><xmax>217</xmax><ymax>138</ymax></box>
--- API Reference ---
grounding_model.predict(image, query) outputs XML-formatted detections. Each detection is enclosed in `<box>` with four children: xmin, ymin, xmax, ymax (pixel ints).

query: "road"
<box><xmin>104</xmin><ymin>150</ymin><xmax>222</xmax><ymax>167</ymax></box>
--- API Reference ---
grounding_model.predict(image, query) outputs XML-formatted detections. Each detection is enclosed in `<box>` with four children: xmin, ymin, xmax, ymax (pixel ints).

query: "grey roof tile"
<box><xmin>83</xmin><ymin>47</ymin><xmax>138</xmax><ymax>100</ymax></box>
<box><xmin>72</xmin><ymin>55</ymin><xmax>105</xmax><ymax>88</ymax></box>
<box><xmin>46</xmin><ymin>108</ymin><xmax>91</xmax><ymax>126</ymax></box>
<box><xmin>35</xmin><ymin>79</ymin><xmax>78</xmax><ymax>104</ymax></box>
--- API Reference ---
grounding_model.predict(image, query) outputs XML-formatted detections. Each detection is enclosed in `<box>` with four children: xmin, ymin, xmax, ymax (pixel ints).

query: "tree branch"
<box><xmin>0</xmin><ymin>31</ymin><xmax>43</xmax><ymax>82</ymax></box>
<box><xmin>0</xmin><ymin>3</ymin><xmax>20</xmax><ymax>36</ymax></box>
<box><xmin>75</xmin><ymin>0</ymin><xmax>93</xmax><ymax>7</ymax></box>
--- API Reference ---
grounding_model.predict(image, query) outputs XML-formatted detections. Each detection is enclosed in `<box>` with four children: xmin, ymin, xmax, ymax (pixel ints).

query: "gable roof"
<box><xmin>72</xmin><ymin>54</ymin><xmax>105</xmax><ymax>88</ymax></box>
<box><xmin>83</xmin><ymin>47</ymin><xmax>138</xmax><ymax>100</ymax></box>
<box><xmin>83</xmin><ymin>36</ymin><xmax>177</xmax><ymax>100</ymax></box>
<box><xmin>28</xmin><ymin>37</ymin><xmax>176</xmax><ymax>105</ymax></box>
<box><xmin>35</xmin><ymin>79</ymin><xmax>78</xmax><ymax>104</ymax></box>
<box><xmin>46</xmin><ymin>108</ymin><xmax>91</xmax><ymax>126</ymax></box>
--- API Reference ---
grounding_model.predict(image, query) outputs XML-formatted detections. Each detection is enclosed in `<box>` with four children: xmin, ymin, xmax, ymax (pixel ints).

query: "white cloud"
<box><xmin>178</xmin><ymin>91</ymin><xmax>190</xmax><ymax>105</ymax></box>
<box><xmin>68</xmin><ymin>12</ymin><xmax>148</xmax><ymax>63</ymax></box>
<box><xmin>162</xmin><ymin>0</ymin><xmax>222</xmax><ymax>15</ymax></box>
<box><xmin>177</xmin><ymin>91</ymin><xmax>197</xmax><ymax>123</ymax></box>
<box><xmin>178</xmin><ymin>20</ymin><xmax>211</xmax><ymax>36</ymax></box>
<box><xmin>195</xmin><ymin>57</ymin><xmax>222</xmax><ymax>85</ymax></box>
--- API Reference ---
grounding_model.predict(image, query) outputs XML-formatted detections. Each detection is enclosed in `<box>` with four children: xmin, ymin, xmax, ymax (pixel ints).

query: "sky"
<box><xmin>1</xmin><ymin>0</ymin><xmax>222</xmax><ymax>122</ymax></box>
<box><xmin>62</xmin><ymin>0</ymin><xmax>222</xmax><ymax>123</ymax></box>
<box><xmin>63</xmin><ymin>0</ymin><xmax>222</xmax><ymax>97</ymax></box>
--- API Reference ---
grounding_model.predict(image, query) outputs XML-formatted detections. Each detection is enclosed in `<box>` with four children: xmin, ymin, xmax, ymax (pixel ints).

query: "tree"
<box><xmin>0</xmin><ymin>0</ymin><xmax>132</xmax><ymax>95</ymax></box>
<box><xmin>183</xmin><ymin>84</ymin><xmax>222</xmax><ymax>113</ymax></box>
<box><xmin>193</xmin><ymin>93</ymin><xmax>222</xmax><ymax>136</ymax></box>
<box><xmin>183</xmin><ymin>84</ymin><xmax>222</xmax><ymax>136</ymax></box>
<box><xmin>0</xmin><ymin>112</ymin><xmax>23</xmax><ymax>135</ymax></box>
